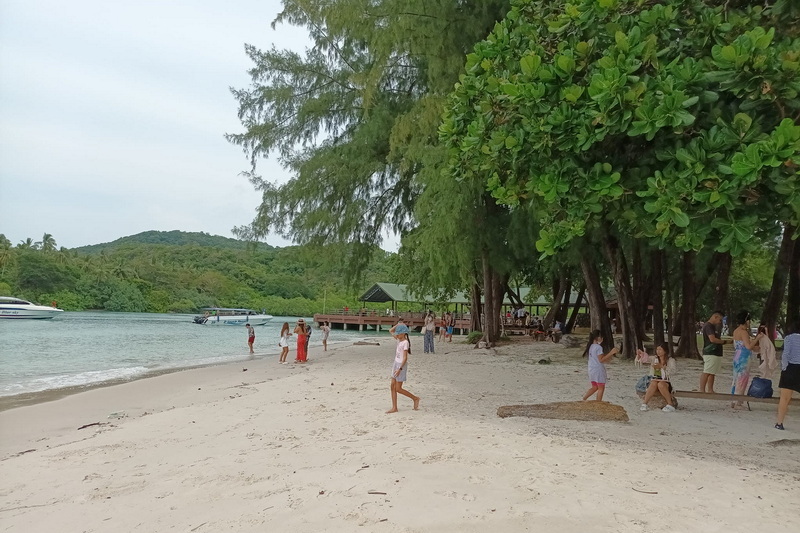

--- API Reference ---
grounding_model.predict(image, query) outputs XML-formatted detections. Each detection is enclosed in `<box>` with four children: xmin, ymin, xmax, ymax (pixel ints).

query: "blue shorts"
<box><xmin>446</xmin><ymin>326</ymin><xmax>453</xmax><ymax>334</ymax></box>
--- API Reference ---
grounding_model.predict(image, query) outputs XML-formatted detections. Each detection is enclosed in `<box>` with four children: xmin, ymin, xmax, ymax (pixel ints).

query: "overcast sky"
<box><xmin>0</xmin><ymin>0</ymin><xmax>312</xmax><ymax>249</ymax></box>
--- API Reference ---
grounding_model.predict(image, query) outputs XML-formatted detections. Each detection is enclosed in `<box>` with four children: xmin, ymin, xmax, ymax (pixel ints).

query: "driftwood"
<box><xmin>353</xmin><ymin>342</ymin><xmax>380</xmax><ymax>346</ymax></box>
<box><xmin>497</xmin><ymin>401</ymin><xmax>629</xmax><ymax>422</ymax></box>
<box><xmin>77</xmin><ymin>422</ymin><xmax>102</xmax><ymax>430</ymax></box>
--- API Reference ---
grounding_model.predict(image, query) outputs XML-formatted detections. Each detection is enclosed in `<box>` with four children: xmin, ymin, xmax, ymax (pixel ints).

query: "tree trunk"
<box><xmin>694</xmin><ymin>252</ymin><xmax>722</xmax><ymax>297</ymax></box>
<box><xmin>632</xmin><ymin>240</ymin><xmax>649</xmax><ymax>342</ymax></box>
<box><xmin>565</xmin><ymin>283</ymin><xmax>585</xmax><ymax>333</ymax></box>
<box><xmin>491</xmin><ymin>269</ymin><xmax>504</xmax><ymax>340</ymax></box>
<box><xmin>663</xmin><ymin>251</ymin><xmax>675</xmax><ymax>357</ymax></box>
<box><xmin>602</xmin><ymin>231</ymin><xmax>642</xmax><ymax>359</ymax></box>
<box><xmin>675</xmin><ymin>251</ymin><xmax>700</xmax><ymax>359</ymax></box>
<box><xmin>470</xmin><ymin>280</ymin><xmax>482</xmax><ymax>333</ymax></box>
<box><xmin>712</xmin><ymin>252</ymin><xmax>732</xmax><ymax>317</ymax></box>
<box><xmin>652</xmin><ymin>249</ymin><xmax>665</xmax><ymax>349</ymax></box>
<box><xmin>482</xmin><ymin>252</ymin><xmax>496</xmax><ymax>344</ymax></box>
<box><xmin>580</xmin><ymin>254</ymin><xmax>613</xmax><ymax>352</ymax></box>
<box><xmin>543</xmin><ymin>274</ymin><xmax>569</xmax><ymax>328</ymax></box>
<box><xmin>762</xmin><ymin>224</ymin><xmax>797</xmax><ymax>339</ymax></box>
<box><xmin>503</xmin><ymin>281</ymin><xmax>524</xmax><ymax>308</ymax></box>
<box><xmin>558</xmin><ymin>277</ymin><xmax>572</xmax><ymax>324</ymax></box>
<box><xmin>786</xmin><ymin>236</ymin><xmax>800</xmax><ymax>331</ymax></box>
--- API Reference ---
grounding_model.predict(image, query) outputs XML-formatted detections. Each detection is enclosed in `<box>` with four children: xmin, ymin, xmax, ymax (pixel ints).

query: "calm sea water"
<box><xmin>0</xmin><ymin>312</ymin><xmax>371</xmax><ymax>397</ymax></box>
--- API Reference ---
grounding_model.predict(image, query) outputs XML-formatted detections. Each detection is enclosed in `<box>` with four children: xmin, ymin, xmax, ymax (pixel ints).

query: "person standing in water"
<box><xmin>245</xmin><ymin>323</ymin><xmax>255</xmax><ymax>354</ymax></box>
<box><xmin>386</xmin><ymin>323</ymin><xmax>420</xmax><ymax>414</ymax></box>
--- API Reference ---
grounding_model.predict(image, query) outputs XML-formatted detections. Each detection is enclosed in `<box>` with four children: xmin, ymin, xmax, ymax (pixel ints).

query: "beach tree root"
<box><xmin>497</xmin><ymin>401</ymin><xmax>629</xmax><ymax>422</ymax></box>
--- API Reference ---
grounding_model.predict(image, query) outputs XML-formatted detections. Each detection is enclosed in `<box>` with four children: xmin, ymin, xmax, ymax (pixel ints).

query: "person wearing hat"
<box><xmin>294</xmin><ymin>319</ymin><xmax>308</xmax><ymax>363</ymax></box>
<box><xmin>386</xmin><ymin>323</ymin><xmax>420</xmax><ymax>413</ymax></box>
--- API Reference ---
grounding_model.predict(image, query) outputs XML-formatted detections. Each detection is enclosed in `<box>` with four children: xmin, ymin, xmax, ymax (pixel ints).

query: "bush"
<box><xmin>466</xmin><ymin>330</ymin><xmax>483</xmax><ymax>344</ymax></box>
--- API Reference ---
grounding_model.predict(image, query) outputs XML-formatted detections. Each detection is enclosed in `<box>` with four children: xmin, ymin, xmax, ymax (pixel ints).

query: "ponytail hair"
<box><xmin>586</xmin><ymin>329</ymin><xmax>602</xmax><ymax>354</ymax></box>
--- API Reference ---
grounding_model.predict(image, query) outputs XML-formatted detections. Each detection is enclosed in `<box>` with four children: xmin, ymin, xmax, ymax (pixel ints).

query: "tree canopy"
<box><xmin>228</xmin><ymin>1</ymin><xmax>510</xmax><ymax>273</ymax></box>
<box><xmin>442</xmin><ymin>0</ymin><xmax>799</xmax><ymax>258</ymax></box>
<box><xmin>433</xmin><ymin>0</ymin><xmax>799</xmax><ymax>352</ymax></box>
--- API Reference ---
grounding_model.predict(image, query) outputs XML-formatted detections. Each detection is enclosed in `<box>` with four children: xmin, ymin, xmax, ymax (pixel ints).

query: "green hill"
<box><xmin>0</xmin><ymin>231</ymin><xmax>399</xmax><ymax>315</ymax></box>
<box><xmin>73</xmin><ymin>230</ymin><xmax>268</xmax><ymax>254</ymax></box>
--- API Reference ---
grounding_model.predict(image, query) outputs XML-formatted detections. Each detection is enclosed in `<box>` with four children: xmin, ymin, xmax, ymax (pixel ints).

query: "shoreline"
<box><xmin>2</xmin><ymin>336</ymin><xmax>798</xmax><ymax>532</ymax></box>
<box><xmin>0</xmin><ymin>337</ymin><xmax>366</xmax><ymax>412</ymax></box>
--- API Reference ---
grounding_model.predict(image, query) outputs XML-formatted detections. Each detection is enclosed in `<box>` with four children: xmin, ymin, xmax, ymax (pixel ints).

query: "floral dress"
<box><xmin>731</xmin><ymin>340</ymin><xmax>752</xmax><ymax>395</ymax></box>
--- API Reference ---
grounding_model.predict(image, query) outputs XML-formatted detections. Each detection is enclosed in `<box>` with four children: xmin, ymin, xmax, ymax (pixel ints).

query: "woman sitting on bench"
<box><xmin>639</xmin><ymin>343</ymin><xmax>677</xmax><ymax>412</ymax></box>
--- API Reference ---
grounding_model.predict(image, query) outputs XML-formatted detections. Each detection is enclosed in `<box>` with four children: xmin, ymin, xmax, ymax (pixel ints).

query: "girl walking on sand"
<box><xmin>582</xmin><ymin>330</ymin><xmax>618</xmax><ymax>401</ymax></box>
<box><xmin>387</xmin><ymin>323</ymin><xmax>420</xmax><ymax>414</ymax></box>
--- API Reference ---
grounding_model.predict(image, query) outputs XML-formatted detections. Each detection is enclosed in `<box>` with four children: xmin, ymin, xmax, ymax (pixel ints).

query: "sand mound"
<box><xmin>497</xmin><ymin>401</ymin><xmax>629</xmax><ymax>422</ymax></box>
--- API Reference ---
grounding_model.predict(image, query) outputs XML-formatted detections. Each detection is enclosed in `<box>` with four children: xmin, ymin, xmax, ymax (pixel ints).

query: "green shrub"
<box><xmin>466</xmin><ymin>330</ymin><xmax>483</xmax><ymax>344</ymax></box>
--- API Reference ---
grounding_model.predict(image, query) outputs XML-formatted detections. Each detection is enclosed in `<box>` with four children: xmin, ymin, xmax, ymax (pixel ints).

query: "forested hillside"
<box><xmin>74</xmin><ymin>230</ymin><xmax>257</xmax><ymax>253</ymax></box>
<box><xmin>0</xmin><ymin>231</ymin><xmax>399</xmax><ymax>315</ymax></box>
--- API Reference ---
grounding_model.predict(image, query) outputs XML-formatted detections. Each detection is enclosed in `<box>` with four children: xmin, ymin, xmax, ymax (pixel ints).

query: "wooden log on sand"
<box><xmin>497</xmin><ymin>401</ymin><xmax>629</xmax><ymax>422</ymax></box>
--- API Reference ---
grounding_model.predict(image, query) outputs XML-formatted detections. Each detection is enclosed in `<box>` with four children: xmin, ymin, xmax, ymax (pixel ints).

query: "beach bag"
<box><xmin>635</xmin><ymin>375</ymin><xmax>652</xmax><ymax>395</ymax></box>
<box><xmin>748</xmin><ymin>377</ymin><xmax>773</xmax><ymax>399</ymax></box>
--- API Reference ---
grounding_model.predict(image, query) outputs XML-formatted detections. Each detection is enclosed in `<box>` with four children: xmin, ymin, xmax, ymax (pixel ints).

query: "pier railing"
<box><xmin>313</xmin><ymin>311</ymin><xmax>471</xmax><ymax>334</ymax></box>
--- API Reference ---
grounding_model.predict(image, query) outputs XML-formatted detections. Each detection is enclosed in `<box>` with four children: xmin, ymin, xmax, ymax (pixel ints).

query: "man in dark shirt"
<box><xmin>700</xmin><ymin>311</ymin><xmax>730</xmax><ymax>393</ymax></box>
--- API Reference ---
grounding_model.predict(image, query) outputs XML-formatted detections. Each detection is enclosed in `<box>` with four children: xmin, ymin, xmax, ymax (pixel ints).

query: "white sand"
<box><xmin>1</xmin><ymin>337</ymin><xmax>798</xmax><ymax>532</ymax></box>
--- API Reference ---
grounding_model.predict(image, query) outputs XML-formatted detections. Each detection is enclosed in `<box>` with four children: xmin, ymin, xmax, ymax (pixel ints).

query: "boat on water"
<box><xmin>0</xmin><ymin>297</ymin><xmax>64</xmax><ymax>319</ymax></box>
<box><xmin>193</xmin><ymin>307</ymin><xmax>273</xmax><ymax>326</ymax></box>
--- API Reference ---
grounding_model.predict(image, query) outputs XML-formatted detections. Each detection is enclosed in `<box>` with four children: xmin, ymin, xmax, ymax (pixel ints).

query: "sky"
<box><xmin>0</xmin><ymin>0</ymin><xmax>314</xmax><ymax>249</ymax></box>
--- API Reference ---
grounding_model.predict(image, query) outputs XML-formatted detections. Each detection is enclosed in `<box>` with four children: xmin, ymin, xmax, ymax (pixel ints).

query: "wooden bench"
<box><xmin>673</xmin><ymin>390</ymin><xmax>798</xmax><ymax>411</ymax></box>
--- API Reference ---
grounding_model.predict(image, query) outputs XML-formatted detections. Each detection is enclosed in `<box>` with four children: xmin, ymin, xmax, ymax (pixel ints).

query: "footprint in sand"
<box><xmin>434</xmin><ymin>490</ymin><xmax>476</xmax><ymax>502</ymax></box>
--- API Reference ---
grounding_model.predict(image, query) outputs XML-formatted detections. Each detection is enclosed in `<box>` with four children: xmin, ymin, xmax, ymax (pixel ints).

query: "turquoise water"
<box><xmin>0</xmin><ymin>312</ymin><xmax>369</xmax><ymax>396</ymax></box>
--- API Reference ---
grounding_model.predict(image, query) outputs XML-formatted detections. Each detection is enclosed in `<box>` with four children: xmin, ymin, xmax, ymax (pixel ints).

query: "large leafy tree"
<box><xmin>440</xmin><ymin>0</ymin><xmax>800</xmax><ymax>356</ymax></box>
<box><xmin>228</xmin><ymin>1</ymin><xmax>509</xmax><ymax>275</ymax></box>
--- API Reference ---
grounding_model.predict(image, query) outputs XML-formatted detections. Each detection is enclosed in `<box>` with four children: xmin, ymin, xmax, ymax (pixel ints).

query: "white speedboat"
<box><xmin>193</xmin><ymin>307</ymin><xmax>273</xmax><ymax>326</ymax></box>
<box><xmin>0</xmin><ymin>297</ymin><xmax>64</xmax><ymax>319</ymax></box>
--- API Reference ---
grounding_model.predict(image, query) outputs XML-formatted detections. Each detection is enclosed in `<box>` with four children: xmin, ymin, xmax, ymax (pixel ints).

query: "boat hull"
<box><xmin>200</xmin><ymin>314</ymin><xmax>273</xmax><ymax>326</ymax></box>
<box><xmin>0</xmin><ymin>308</ymin><xmax>64</xmax><ymax>319</ymax></box>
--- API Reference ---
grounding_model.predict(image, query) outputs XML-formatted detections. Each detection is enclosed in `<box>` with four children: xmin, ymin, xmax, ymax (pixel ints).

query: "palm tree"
<box><xmin>0</xmin><ymin>234</ymin><xmax>11</xmax><ymax>249</ymax></box>
<box><xmin>17</xmin><ymin>238</ymin><xmax>34</xmax><ymax>250</ymax></box>
<box><xmin>0</xmin><ymin>247</ymin><xmax>14</xmax><ymax>277</ymax></box>
<box><xmin>55</xmin><ymin>247</ymin><xmax>70</xmax><ymax>265</ymax></box>
<box><xmin>40</xmin><ymin>233</ymin><xmax>57</xmax><ymax>252</ymax></box>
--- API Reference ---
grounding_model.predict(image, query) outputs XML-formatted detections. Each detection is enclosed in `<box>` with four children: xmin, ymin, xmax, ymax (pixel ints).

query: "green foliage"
<box><xmin>15</xmin><ymin>252</ymin><xmax>78</xmax><ymax>293</ymax></box>
<box><xmin>228</xmin><ymin>1</ymin><xmax>511</xmax><ymax>275</ymax></box>
<box><xmin>73</xmin><ymin>230</ymin><xmax>260</xmax><ymax>254</ymax></box>
<box><xmin>728</xmin><ymin>248</ymin><xmax>776</xmax><ymax>321</ymax></box>
<box><xmin>466</xmin><ymin>330</ymin><xmax>484</xmax><ymax>344</ymax></box>
<box><xmin>0</xmin><ymin>231</ymin><xmax>400</xmax><ymax>315</ymax></box>
<box><xmin>441</xmin><ymin>0</ymin><xmax>800</xmax><ymax>258</ymax></box>
<box><xmin>104</xmin><ymin>282</ymin><xmax>149</xmax><ymax>313</ymax></box>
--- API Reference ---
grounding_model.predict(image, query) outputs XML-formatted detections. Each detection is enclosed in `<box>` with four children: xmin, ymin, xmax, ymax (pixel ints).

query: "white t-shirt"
<box><xmin>321</xmin><ymin>325</ymin><xmax>330</xmax><ymax>340</ymax></box>
<box><xmin>424</xmin><ymin>315</ymin><xmax>435</xmax><ymax>331</ymax></box>
<box><xmin>395</xmin><ymin>339</ymin><xmax>409</xmax><ymax>364</ymax></box>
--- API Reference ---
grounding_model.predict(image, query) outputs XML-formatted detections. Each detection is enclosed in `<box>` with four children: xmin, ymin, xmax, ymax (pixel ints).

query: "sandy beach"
<box><xmin>1</xmin><ymin>336</ymin><xmax>798</xmax><ymax>532</ymax></box>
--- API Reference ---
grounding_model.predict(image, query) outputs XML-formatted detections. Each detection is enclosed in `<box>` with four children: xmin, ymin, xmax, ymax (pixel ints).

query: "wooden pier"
<box><xmin>313</xmin><ymin>310</ymin><xmax>471</xmax><ymax>334</ymax></box>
